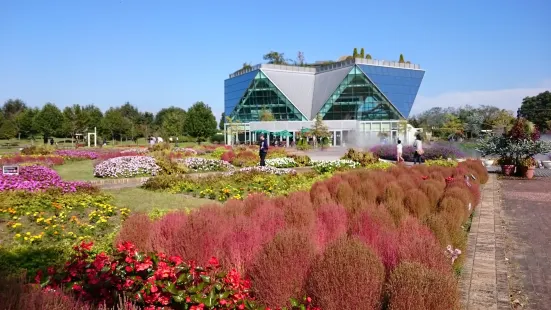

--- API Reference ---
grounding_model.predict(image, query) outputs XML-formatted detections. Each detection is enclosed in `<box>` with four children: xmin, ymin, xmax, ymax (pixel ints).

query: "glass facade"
<box><xmin>357</xmin><ymin>64</ymin><xmax>424</xmax><ymax>118</ymax></box>
<box><xmin>317</xmin><ymin>66</ymin><xmax>402</xmax><ymax>121</ymax></box>
<box><xmin>229</xmin><ymin>71</ymin><xmax>308</xmax><ymax>122</ymax></box>
<box><xmin>224</xmin><ymin>70</ymin><xmax>258</xmax><ymax>116</ymax></box>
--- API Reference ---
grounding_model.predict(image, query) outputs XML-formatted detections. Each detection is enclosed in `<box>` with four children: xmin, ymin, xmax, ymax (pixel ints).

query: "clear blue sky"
<box><xmin>1</xmin><ymin>0</ymin><xmax>550</xmax><ymax>118</ymax></box>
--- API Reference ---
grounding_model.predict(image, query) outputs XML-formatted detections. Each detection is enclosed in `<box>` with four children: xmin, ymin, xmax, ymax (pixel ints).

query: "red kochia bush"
<box><xmin>315</xmin><ymin>203</ymin><xmax>348</xmax><ymax>251</ymax></box>
<box><xmin>115</xmin><ymin>213</ymin><xmax>152</xmax><ymax>251</ymax></box>
<box><xmin>248</xmin><ymin>229</ymin><xmax>316</xmax><ymax>308</ymax></box>
<box><xmin>310</xmin><ymin>182</ymin><xmax>335</xmax><ymax>207</ymax></box>
<box><xmin>147</xmin><ymin>211</ymin><xmax>188</xmax><ymax>255</ymax></box>
<box><xmin>397</xmin><ymin>217</ymin><xmax>451</xmax><ymax>273</ymax></box>
<box><xmin>307</xmin><ymin>237</ymin><xmax>385</xmax><ymax>310</ymax></box>
<box><xmin>280</xmin><ymin>191</ymin><xmax>316</xmax><ymax>232</ymax></box>
<box><xmin>403</xmin><ymin>188</ymin><xmax>431</xmax><ymax>220</ymax></box>
<box><xmin>386</xmin><ymin>262</ymin><xmax>460</xmax><ymax>310</ymax></box>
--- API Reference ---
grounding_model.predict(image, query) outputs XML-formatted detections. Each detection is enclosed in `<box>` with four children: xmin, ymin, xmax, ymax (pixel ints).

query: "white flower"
<box><xmin>94</xmin><ymin>156</ymin><xmax>160</xmax><ymax>178</ymax></box>
<box><xmin>266</xmin><ymin>157</ymin><xmax>297</xmax><ymax>168</ymax></box>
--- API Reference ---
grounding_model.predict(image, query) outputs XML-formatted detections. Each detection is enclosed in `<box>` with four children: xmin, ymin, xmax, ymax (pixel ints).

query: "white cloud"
<box><xmin>411</xmin><ymin>80</ymin><xmax>551</xmax><ymax>116</ymax></box>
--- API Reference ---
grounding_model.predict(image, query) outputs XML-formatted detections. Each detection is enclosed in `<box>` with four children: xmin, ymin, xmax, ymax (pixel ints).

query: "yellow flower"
<box><xmin>24</xmin><ymin>237</ymin><xmax>28</xmax><ymax>241</ymax></box>
<box><xmin>14</xmin><ymin>234</ymin><xmax>21</xmax><ymax>238</ymax></box>
<box><xmin>26</xmin><ymin>232</ymin><xmax>31</xmax><ymax>236</ymax></box>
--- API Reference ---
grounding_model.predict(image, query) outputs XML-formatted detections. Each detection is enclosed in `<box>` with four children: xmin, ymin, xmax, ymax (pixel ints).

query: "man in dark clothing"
<box><xmin>259</xmin><ymin>134</ymin><xmax>268</xmax><ymax>166</ymax></box>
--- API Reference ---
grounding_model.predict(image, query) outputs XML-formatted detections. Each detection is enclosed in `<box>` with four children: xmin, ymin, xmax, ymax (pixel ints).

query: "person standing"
<box><xmin>396</xmin><ymin>139</ymin><xmax>404</xmax><ymax>163</ymax></box>
<box><xmin>259</xmin><ymin>134</ymin><xmax>268</xmax><ymax>166</ymax></box>
<box><xmin>413</xmin><ymin>134</ymin><xmax>424</xmax><ymax>164</ymax></box>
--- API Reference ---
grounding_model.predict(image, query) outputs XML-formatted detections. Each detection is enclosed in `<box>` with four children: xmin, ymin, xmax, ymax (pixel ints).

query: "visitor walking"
<box><xmin>413</xmin><ymin>134</ymin><xmax>424</xmax><ymax>164</ymax></box>
<box><xmin>259</xmin><ymin>134</ymin><xmax>268</xmax><ymax>166</ymax></box>
<box><xmin>396</xmin><ymin>139</ymin><xmax>404</xmax><ymax>163</ymax></box>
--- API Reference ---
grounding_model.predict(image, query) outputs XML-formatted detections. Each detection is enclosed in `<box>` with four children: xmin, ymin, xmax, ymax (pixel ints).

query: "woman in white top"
<box><xmin>396</xmin><ymin>139</ymin><xmax>404</xmax><ymax>163</ymax></box>
<box><xmin>413</xmin><ymin>134</ymin><xmax>423</xmax><ymax>164</ymax></box>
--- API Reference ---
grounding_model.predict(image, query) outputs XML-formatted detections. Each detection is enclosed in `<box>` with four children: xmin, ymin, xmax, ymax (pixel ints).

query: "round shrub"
<box><xmin>336</xmin><ymin>181</ymin><xmax>356</xmax><ymax>212</ymax></box>
<box><xmin>356</xmin><ymin>180</ymin><xmax>378</xmax><ymax>205</ymax></box>
<box><xmin>424</xmin><ymin>214</ymin><xmax>451</xmax><ymax>247</ymax></box>
<box><xmin>419</xmin><ymin>180</ymin><xmax>444</xmax><ymax>210</ymax></box>
<box><xmin>248</xmin><ymin>229</ymin><xmax>316</xmax><ymax>308</ymax></box>
<box><xmin>403</xmin><ymin>189</ymin><xmax>431</xmax><ymax>220</ymax></box>
<box><xmin>443</xmin><ymin>186</ymin><xmax>473</xmax><ymax>211</ymax></box>
<box><xmin>380</xmin><ymin>182</ymin><xmax>405</xmax><ymax>204</ymax></box>
<box><xmin>439</xmin><ymin>196</ymin><xmax>468</xmax><ymax>232</ymax></box>
<box><xmin>115</xmin><ymin>213</ymin><xmax>152</xmax><ymax>251</ymax></box>
<box><xmin>386</xmin><ymin>262</ymin><xmax>460</xmax><ymax>310</ymax></box>
<box><xmin>94</xmin><ymin>156</ymin><xmax>160</xmax><ymax>178</ymax></box>
<box><xmin>315</xmin><ymin>203</ymin><xmax>348</xmax><ymax>251</ymax></box>
<box><xmin>307</xmin><ymin>237</ymin><xmax>385</xmax><ymax>310</ymax></box>
<box><xmin>281</xmin><ymin>192</ymin><xmax>316</xmax><ymax>232</ymax></box>
<box><xmin>310</xmin><ymin>182</ymin><xmax>335</xmax><ymax>207</ymax></box>
<box><xmin>384</xmin><ymin>199</ymin><xmax>408</xmax><ymax>226</ymax></box>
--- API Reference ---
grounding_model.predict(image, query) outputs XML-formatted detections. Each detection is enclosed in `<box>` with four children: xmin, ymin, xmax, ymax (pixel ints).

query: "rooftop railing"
<box><xmin>228</xmin><ymin>58</ymin><xmax>421</xmax><ymax>78</ymax></box>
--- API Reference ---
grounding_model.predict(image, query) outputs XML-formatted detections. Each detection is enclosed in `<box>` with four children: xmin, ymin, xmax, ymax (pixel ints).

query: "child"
<box><xmin>397</xmin><ymin>140</ymin><xmax>404</xmax><ymax>163</ymax></box>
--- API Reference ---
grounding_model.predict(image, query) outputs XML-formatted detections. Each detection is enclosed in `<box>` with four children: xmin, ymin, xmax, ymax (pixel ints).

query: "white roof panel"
<box><xmin>261</xmin><ymin>69</ymin><xmax>316</xmax><ymax>119</ymax></box>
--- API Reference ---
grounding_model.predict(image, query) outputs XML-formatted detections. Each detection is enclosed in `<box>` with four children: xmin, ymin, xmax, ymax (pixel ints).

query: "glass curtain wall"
<box><xmin>317</xmin><ymin>66</ymin><xmax>402</xmax><ymax>121</ymax></box>
<box><xmin>230</xmin><ymin>71</ymin><xmax>308</xmax><ymax>122</ymax></box>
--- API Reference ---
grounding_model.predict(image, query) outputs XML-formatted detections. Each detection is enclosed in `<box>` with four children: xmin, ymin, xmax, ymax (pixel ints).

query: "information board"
<box><xmin>2</xmin><ymin>165</ymin><xmax>19</xmax><ymax>175</ymax></box>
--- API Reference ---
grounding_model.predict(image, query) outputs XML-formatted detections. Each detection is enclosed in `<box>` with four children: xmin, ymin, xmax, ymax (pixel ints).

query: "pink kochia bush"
<box><xmin>113</xmin><ymin>161</ymin><xmax>488</xmax><ymax>309</ymax></box>
<box><xmin>0</xmin><ymin>165</ymin><xmax>93</xmax><ymax>193</ymax></box>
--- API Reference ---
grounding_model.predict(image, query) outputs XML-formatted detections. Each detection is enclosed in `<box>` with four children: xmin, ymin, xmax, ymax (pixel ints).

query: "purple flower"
<box><xmin>370</xmin><ymin>143</ymin><xmax>464</xmax><ymax>161</ymax></box>
<box><xmin>0</xmin><ymin>165</ymin><xmax>93</xmax><ymax>193</ymax></box>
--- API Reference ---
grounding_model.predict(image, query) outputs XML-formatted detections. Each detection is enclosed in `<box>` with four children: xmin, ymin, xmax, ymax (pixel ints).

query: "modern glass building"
<box><xmin>224</xmin><ymin>57</ymin><xmax>425</xmax><ymax>146</ymax></box>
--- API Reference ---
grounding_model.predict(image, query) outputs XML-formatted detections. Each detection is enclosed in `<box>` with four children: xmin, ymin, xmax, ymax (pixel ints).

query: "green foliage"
<box><xmin>210</xmin><ymin>133</ymin><xmax>224</xmax><ymax>144</ymax></box>
<box><xmin>155</xmin><ymin>155</ymin><xmax>189</xmax><ymax>175</ymax></box>
<box><xmin>366</xmin><ymin>54</ymin><xmax>372</xmax><ymax>60</ymax></box>
<box><xmin>288</xmin><ymin>154</ymin><xmax>312</xmax><ymax>167</ymax></box>
<box><xmin>341</xmin><ymin>148</ymin><xmax>379</xmax><ymax>166</ymax></box>
<box><xmin>183</xmin><ymin>102</ymin><xmax>217</xmax><ymax>142</ymax></box>
<box><xmin>520</xmin><ymin>91</ymin><xmax>551</xmax><ymax>130</ymax></box>
<box><xmin>0</xmin><ymin>120</ymin><xmax>18</xmax><ymax>139</ymax></box>
<box><xmin>219</xmin><ymin>112</ymin><xmax>225</xmax><ymax>130</ymax></box>
<box><xmin>61</xmin><ymin>104</ymin><xmax>89</xmax><ymax>138</ymax></box>
<box><xmin>425</xmin><ymin>159</ymin><xmax>459</xmax><ymax>167</ymax></box>
<box><xmin>260</xmin><ymin>108</ymin><xmax>275</xmax><ymax>121</ymax></box>
<box><xmin>399</xmin><ymin>53</ymin><xmax>405</xmax><ymax>63</ymax></box>
<box><xmin>263</xmin><ymin>51</ymin><xmax>288</xmax><ymax>65</ymax></box>
<box><xmin>353</xmin><ymin>48</ymin><xmax>358</xmax><ymax>58</ymax></box>
<box><xmin>155</xmin><ymin>106</ymin><xmax>187</xmax><ymax>138</ymax></box>
<box><xmin>101</xmin><ymin>107</ymin><xmax>131</xmax><ymax>140</ymax></box>
<box><xmin>2</xmin><ymin>99</ymin><xmax>27</xmax><ymax>120</ymax></box>
<box><xmin>34</xmin><ymin>103</ymin><xmax>63</xmax><ymax>137</ymax></box>
<box><xmin>148</xmin><ymin>142</ymin><xmax>171</xmax><ymax>152</ymax></box>
<box><xmin>360</xmin><ymin>48</ymin><xmax>365</xmax><ymax>58</ymax></box>
<box><xmin>311</xmin><ymin>114</ymin><xmax>330</xmax><ymax>148</ymax></box>
<box><xmin>20</xmin><ymin>145</ymin><xmax>54</xmax><ymax>155</ymax></box>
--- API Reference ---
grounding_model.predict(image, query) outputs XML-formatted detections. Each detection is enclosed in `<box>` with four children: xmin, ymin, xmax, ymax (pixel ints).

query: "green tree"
<box><xmin>311</xmin><ymin>114</ymin><xmax>330</xmax><ymax>148</ymax></box>
<box><xmin>441</xmin><ymin>114</ymin><xmax>464</xmax><ymax>137</ymax></box>
<box><xmin>353</xmin><ymin>48</ymin><xmax>358</xmax><ymax>58</ymax></box>
<box><xmin>101</xmin><ymin>108</ymin><xmax>131</xmax><ymax>142</ymax></box>
<box><xmin>366</xmin><ymin>54</ymin><xmax>372</xmax><ymax>60</ymax></box>
<box><xmin>0</xmin><ymin>120</ymin><xmax>18</xmax><ymax>139</ymax></box>
<box><xmin>263</xmin><ymin>51</ymin><xmax>288</xmax><ymax>65</ymax></box>
<box><xmin>62</xmin><ymin>104</ymin><xmax>89</xmax><ymax>139</ymax></box>
<box><xmin>34</xmin><ymin>103</ymin><xmax>63</xmax><ymax>137</ymax></box>
<box><xmin>138</xmin><ymin>112</ymin><xmax>155</xmax><ymax>138</ymax></box>
<box><xmin>160</xmin><ymin>109</ymin><xmax>186</xmax><ymax>138</ymax></box>
<box><xmin>15</xmin><ymin>108</ymin><xmax>39</xmax><ymax>139</ymax></box>
<box><xmin>82</xmin><ymin>105</ymin><xmax>103</xmax><ymax>131</ymax></box>
<box><xmin>259</xmin><ymin>108</ymin><xmax>275</xmax><ymax>121</ymax></box>
<box><xmin>2</xmin><ymin>99</ymin><xmax>27</xmax><ymax>120</ymax></box>
<box><xmin>360</xmin><ymin>48</ymin><xmax>365</xmax><ymax>58</ymax></box>
<box><xmin>242</xmin><ymin>63</ymin><xmax>252</xmax><ymax>70</ymax></box>
<box><xmin>183</xmin><ymin>102</ymin><xmax>217</xmax><ymax>143</ymax></box>
<box><xmin>219</xmin><ymin>113</ymin><xmax>226</xmax><ymax>131</ymax></box>
<box><xmin>399</xmin><ymin>54</ymin><xmax>405</xmax><ymax>63</ymax></box>
<box><xmin>519</xmin><ymin>91</ymin><xmax>551</xmax><ymax>130</ymax></box>
<box><xmin>490</xmin><ymin>109</ymin><xmax>515</xmax><ymax>132</ymax></box>
<box><xmin>155</xmin><ymin>107</ymin><xmax>186</xmax><ymax>131</ymax></box>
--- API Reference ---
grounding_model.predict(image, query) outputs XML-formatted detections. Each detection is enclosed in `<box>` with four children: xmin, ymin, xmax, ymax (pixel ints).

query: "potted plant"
<box><xmin>518</xmin><ymin>157</ymin><xmax>537</xmax><ymax>179</ymax></box>
<box><xmin>497</xmin><ymin>156</ymin><xmax>515</xmax><ymax>176</ymax></box>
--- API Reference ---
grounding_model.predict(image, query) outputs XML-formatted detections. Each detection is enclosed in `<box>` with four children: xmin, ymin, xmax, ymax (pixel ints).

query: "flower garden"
<box><xmin>0</xmin><ymin>142</ymin><xmax>487</xmax><ymax>310</ymax></box>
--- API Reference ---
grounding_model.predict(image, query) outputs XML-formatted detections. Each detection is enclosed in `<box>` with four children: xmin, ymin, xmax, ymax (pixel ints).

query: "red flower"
<box><xmin>421</xmin><ymin>175</ymin><xmax>428</xmax><ymax>180</ymax></box>
<box><xmin>79</xmin><ymin>241</ymin><xmax>94</xmax><ymax>251</ymax></box>
<box><xmin>169</xmin><ymin>255</ymin><xmax>183</xmax><ymax>265</ymax></box>
<box><xmin>136</xmin><ymin>257</ymin><xmax>153</xmax><ymax>271</ymax></box>
<box><xmin>208</xmin><ymin>256</ymin><xmax>219</xmax><ymax>267</ymax></box>
<box><xmin>72</xmin><ymin>284</ymin><xmax>82</xmax><ymax>291</ymax></box>
<box><xmin>307</xmin><ymin>297</ymin><xmax>312</xmax><ymax>303</ymax></box>
<box><xmin>34</xmin><ymin>270</ymin><xmax>42</xmax><ymax>284</ymax></box>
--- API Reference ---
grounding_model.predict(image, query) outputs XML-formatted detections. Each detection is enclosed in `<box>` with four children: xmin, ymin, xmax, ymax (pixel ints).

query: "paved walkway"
<box><xmin>461</xmin><ymin>174</ymin><xmax>509</xmax><ymax>310</ymax></box>
<box><xmin>501</xmin><ymin>178</ymin><xmax>551</xmax><ymax>309</ymax></box>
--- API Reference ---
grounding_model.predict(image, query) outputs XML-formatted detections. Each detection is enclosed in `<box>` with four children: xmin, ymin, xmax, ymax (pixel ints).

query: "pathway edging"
<box><xmin>460</xmin><ymin>174</ymin><xmax>509</xmax><ymax>309</ymax></box>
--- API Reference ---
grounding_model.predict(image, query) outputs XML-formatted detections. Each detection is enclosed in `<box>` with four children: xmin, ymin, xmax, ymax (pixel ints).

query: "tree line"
<box><xmin>0</xmin><ymin>99</ymin><xmax>219</xmax><ymax>143</ymax></box>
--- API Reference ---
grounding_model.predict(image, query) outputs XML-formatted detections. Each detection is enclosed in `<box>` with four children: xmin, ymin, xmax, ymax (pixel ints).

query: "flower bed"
<box><xmin>370</xmin><ymin>143</ymin><xmax>465</xmax><ymax>162</ymax></box>
<box><xmin>178</xmin><ymin>157</ymin><xmax>233</xmax><ymax>172</ymax></box>
<box><xmin>172</xmin><ymin>147</ymin><xmax>198</xmax><ymax>156</ymax></box>
<box><xmin>0</xmin><ymin>191</ymin><xmax>128</xmax><ymax>276</ymax></box>
<box><xmin>55</xmin><ymin>150</ymin><xmax>99</xmax><ymax>160</ymax></box>
<box><xmin>266</xmin><ymin>157</ymin><xmax>297</xmax><ymax>168</ymax></box>
<box><xmin>144</xmin><ymin>171</ymin><xmax>324</xmax><ymax>202</ymax></box>
<box><xmin>0</xmin><ymin>154</ymin><xmax>65</xmax><ymax>166</ymax></box>
<box><xmin>311</xmin><ymin>159</ymin><xmax>359</xmax><ymax>174</ymax></box>
<box><xmin>118</xmin><ymin>160</ymin><xmax>488</xmax><ymax>309</ymax></box>
<box><xmin>94</xmin><ymin>156</ymin><xmax>160</xmax><ymax>178</ymax></box>
<box><xmin>120</xmin><ymin>148</ymin><xmax>149</xmax><ymax>155</ymax></box>
<box><xmin>0</xmin><ymin>165</ymin><xmax>94</xmax><ymax>193</ymax></box>
<box><xmin>96</xmin><ymin>150</ymin><xmax>147</xmax><ymax>161</ymax></box>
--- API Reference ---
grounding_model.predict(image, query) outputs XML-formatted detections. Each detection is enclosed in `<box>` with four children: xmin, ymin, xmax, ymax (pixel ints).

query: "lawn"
<box><xmin>53</xmin><ymin>160</ymin><xmax>96</xmax><ymax>181</ymax></box>
<box><xmin>105</xmin><ymin>187</ymin><xmax>215</xmax><ymax>213</ymax></box>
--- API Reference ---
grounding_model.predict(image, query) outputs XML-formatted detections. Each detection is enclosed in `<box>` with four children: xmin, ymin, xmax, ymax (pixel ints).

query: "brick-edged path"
<box><xmin>461</xmin><ymin>175</ymin><xmax>509</xmax><ymax>309</ymax></box>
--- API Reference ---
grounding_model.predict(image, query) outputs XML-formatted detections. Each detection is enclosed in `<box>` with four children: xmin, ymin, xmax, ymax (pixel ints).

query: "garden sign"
<box><xmin>2</xmin><ymin>165</ymin><xmax>19</xmax><ymax>175</ymax></box>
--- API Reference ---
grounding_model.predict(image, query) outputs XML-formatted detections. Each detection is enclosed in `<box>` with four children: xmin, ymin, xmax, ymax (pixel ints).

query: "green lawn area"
<box><xmin>105</xmin><ymin>187</ymin><xmax>215</xmax><ymax>213</ymax></box>
<box><xmin>54</xmin><ymin>160</ymin><xmax>96</xmax><ymax>181</ymax></box>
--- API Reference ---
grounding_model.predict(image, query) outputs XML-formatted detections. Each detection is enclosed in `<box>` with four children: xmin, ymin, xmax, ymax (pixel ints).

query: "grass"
<box><xmin>53</xmin><ymin>160</ymin><xmax>96</xmax><ymax>181</ymax></box>
<box><xmin>105</xmin><ymin>187</ymin><xmax>214</xmax><ymax>213</ymax></box>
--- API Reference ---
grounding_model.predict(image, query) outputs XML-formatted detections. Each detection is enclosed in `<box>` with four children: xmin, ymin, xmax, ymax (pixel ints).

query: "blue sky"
<box><xmin>1</xmin><ymin>0</ymin><xmax>550</xmax><ymax>118</ymax></box>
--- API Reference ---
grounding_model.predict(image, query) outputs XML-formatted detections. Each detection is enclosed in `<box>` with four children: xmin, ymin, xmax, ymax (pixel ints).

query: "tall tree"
<box><xmin>34</xmin><ymin>103</ymin><xmax>63</xmax><ymax>138</ymax></box>
<box><xmin>519</xmin><ymin>91</ymin><xmax>551</xmax><ymax>130</ymax></box>
<box><xmin>82</xmin><ymin>105</ymin><xmax>103</xmax><ymax>131</ymax></box>
<box><xmin>353</xmin><ymin>48</ymin><xmax>358</xmax><ymax>58</ymax></box>
<box><xmin>311</xmin><ymin>114</ymin><xmax>330</xmax><ymax>147</ymax></box>
<box><xmin>263</xmin><ymin>51</ymin><xmax>288</xmax><ymax>65</ymax></box>
<box><xmin>159</xmin><ymin>108</ymin><xmax>186</xmax><ymax>138</ymax></box>
<box><xmin>0</xmin><ymin>120</ymin><xmax>17</xmax><ymax>140</ymax></box>
<box><xmin>219</xmin><ymin>112</ymin><xmax>226</xmax><ymax>131</ymax></box>
<box><xmin>15</xmin><ymin>107</ymin><xmax>39</xmax><ymax>139</ymax></box>
<box><xmin>62</xmin><ymin>104</ymin><xmax>89</xmax><ymax>139</ymax></box>
<box><xmin>366</xmin><ymin>54</ymin><xmax>372</xmax><ymax>60</ymax></box>
<box><xmin>2</xmin><ymin>99</ymin><xmax>27</xmax><ymax>120</ymax></box>
<box><xmin>242</xmin><ymin>63</ymin><xmax>252</xmax><ymax>70</ymax></box>
<box><xmin>101</xmin><ymin>108</ymin><xmax>131</xmax><ymax>142</ymax></box>
<box><xmin>360</xmin><ymin>48</ymin><xmax>365</xmax><ymax>58</ymax></box>
<box><xmin>296</xmin><ymin>51</ymin><xmax>305</xmax><ymax>66</ymax></box>
<box><xmin>399</xmin><ymin>54</ymin><xmax>405</xmax><ymax>63</ymax></box>
<box><xmin>259</xmin><ymin>108</ymin><xmax>275</xmax><ymax>121</ymax></box>
<box><xmin>155</xmin><ymin>107</ymin><xmax>186</xmax><ymax>130</ymax></box>
<box><xmin>490</xmin><ymin>109</ymin><xmax>515</xmax><ymax>131</ymax></box>
<box><xmin>183</xmin><ymin>102</ymin><xmax>217</xmax><ymax>143</ymax></box>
